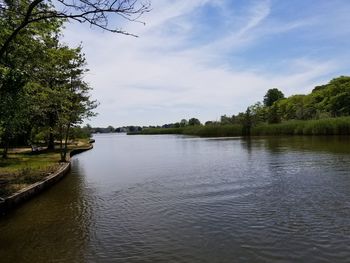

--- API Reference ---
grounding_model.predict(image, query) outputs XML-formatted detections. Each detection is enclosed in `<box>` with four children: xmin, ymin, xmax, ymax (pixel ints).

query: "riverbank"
<box><xmin>129</xmin><ymin>117</ymin><xmax>350</xmax><ymax>137</ymax></box>
<box><xmin>0</xmin><ymin>140</ymin><xmax>93</xmax><ymax>214</ymax></box>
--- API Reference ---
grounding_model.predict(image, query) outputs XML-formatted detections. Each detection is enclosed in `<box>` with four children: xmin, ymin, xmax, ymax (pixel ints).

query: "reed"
<box><xmin>252</xmin><ymin>117</ymin><xmax>350</xmax><ymax>135</ymax></box>
<box><xmin>133</xmin><ymin>117</ymin><xmax>350</xmax><ymax>137</ymax></box>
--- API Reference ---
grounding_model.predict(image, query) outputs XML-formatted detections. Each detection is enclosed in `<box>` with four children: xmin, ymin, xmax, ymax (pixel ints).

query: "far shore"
<box><xmin>128</xmin><ymin>117</ymin><xmax>350</xmax><ymax>137</ymax></box>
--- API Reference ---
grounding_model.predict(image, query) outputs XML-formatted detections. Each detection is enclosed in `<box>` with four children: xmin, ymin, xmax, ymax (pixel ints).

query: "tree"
<box><xmin>263</xmin><ymin>88</ymin><xmax>285</xmax><ymax>107</ymax></box>
<box><xmin>188</xmin><ymin>118</ymin><xmax>201</xmax><ymax>126</ymax></box>
<box><xmin>220</xmin><ymin>115</ymin><xmax>233</xmax><ymax>125</ymax></box>
<box><xmin>0</xmin><ymin>0</ymin><xmax>151</xmax><ymax>61</ymax></box>
<box><xmin>248</xmin><ymin>102</ymin><xmax>267</xmax><ymax>124</ymax></box>
<box><xmin>180</xmin><ymin>119</ymin><xmax>188</xmax><ymax>127</ymax></box>
<box><xmin>0</xmin><ymin>14</ymin><xmax>61</xmax><ymax>157</ymax></box>
<box><xmin>53</xmin><ymin>47</ymin><xmax>97</xmax><ymax>162</ymax></box>
<box><xmin>242</xmin><ymin>107</ymin><xmax>252</xmax><ymax>135</ymax></box>
<box><xmin>267</xmin><ymin>103</ymin><xmax>281</xmax><ymax>124</ymax></box>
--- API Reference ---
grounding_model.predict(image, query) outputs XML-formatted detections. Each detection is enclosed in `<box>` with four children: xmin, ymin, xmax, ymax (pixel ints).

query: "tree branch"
<box><xmin>0</xmin><ymin>0</ymin><xmax>151</xmax><ymax>61</ymax></box>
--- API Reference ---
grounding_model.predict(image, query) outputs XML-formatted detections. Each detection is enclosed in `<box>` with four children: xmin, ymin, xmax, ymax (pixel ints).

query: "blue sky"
<box><xmin>63</xmin><ymin>0</ymin><xmax>350</xmax><ymax>127</ymax></box>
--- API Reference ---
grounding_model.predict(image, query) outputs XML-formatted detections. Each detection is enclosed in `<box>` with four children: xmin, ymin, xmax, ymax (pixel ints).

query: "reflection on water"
<box><xmin>1</xmin><ymin>134</ymin><xmax>350</xmax><ymax>262</ymax></box>
<box><xmin>0</xmin><ymin>161</ymin><xmax>94</xmax><ymax>263</ymax></box>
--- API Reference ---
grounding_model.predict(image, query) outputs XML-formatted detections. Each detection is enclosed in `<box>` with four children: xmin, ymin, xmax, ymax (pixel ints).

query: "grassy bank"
<box><xmin>253</xmin><ymin>117</ymin><xmax>350</xmax><ymax>135</ymax></box>
<box><xmin>129</xmin><ymin>117</ymin><xmax>350</xmax><ymax>137</ymax></box>
<box><xmin>129</xmin><ymin>125</ymin><xmax>243</xmax><ymax>137</ymax></box>
<box><xmin>129</xmin><ymin>125</ymin><xmax>242</xmax><ymax>137</ymax></box>
<box><xmin>0</xmin><ymin>139</ymin><xmax>90</xmax><ymax>198</ymax></box>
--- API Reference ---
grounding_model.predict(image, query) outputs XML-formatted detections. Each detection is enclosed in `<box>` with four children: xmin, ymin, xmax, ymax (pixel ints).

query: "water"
<box><xmin>1</xmin><ymin>134</ymin><xmax>350</xmax><ymax>262</ymax></box>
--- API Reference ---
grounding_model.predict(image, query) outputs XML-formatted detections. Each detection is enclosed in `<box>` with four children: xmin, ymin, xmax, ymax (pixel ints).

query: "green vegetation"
<box><xmin>131</xmin><ymin>76</ymin><xmax>350</xmax><ymax>137</ymax></box>
<box><xmin>0</xmin><ymin>6</ymin><xmax>97</xmax><ymax>161</ymax></box>
<box><xmin>0</xmin><ymin>139</ymin><xmax>90</xmax><ymax>197</ymax></box>
<box><xmin>135</xmin><ymin>117</ymin><xmax>350</xmax><ymax>137</ymax></box>
<box><xmin>0</xmin><ymin>1</ymin><xmax>149</xmax><ymax>197</ymax></box>
<box><xmin>263</xmin><ymin>88</ymin><xmax>285</xmax><ymax>107</ymax></box>
<box><xmin>0</xmin><ymin>1</ymin><xmax>148</xmax><ymax>161</ymax></box>
<box><xmin>132</xmin><ymin>125</ymin><xmax>242</xmax><ymax>137</ymax></box>
<box><xmin>135</xmin><ymin>127</ymin><xmax>185</xmax><ymax>135</ymax></box>
<box><xmin>184</xmin><ymin>125</ymin><xmax>242</xmax><ymax>137</ymax></box>
<box><xmin>253</xmin><ymin>117</ymin><xmax>350</xmax><ymax>136</ymax></box>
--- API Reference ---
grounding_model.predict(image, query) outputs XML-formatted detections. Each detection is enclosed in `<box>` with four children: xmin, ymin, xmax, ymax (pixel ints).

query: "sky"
<box><xmin>62</xmin><ymin>0</ymin><xmax>350</xmax><ymax>127</ymax></box>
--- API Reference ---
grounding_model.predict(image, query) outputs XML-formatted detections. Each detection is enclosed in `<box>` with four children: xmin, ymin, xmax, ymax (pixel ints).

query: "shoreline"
<box><xmin>128</xmin><ymin>117</ymin><xmax>350</xmax><ymax>137</ymax></box>
<box><xmin>0</xmin><ymin>144</ymin><xmax>93</xmax><ymax>215</ymax></box>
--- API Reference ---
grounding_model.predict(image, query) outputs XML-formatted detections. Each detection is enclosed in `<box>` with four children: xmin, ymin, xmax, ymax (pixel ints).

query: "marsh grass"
<box><xmin>132</xmin><ymin>117</ymin><xmax>350</xmax><ymax>137</ymax></box>
<box><xmin>183</xmin><ymin>125</ymin><xmax>242</xmax><ymax>137</ymax></box>
<box><xmin>253</xmin><ymin>117</ymin><xmax>350</xmax><ymax>135</ymax></box>
<box><xmin>131</xmin><ymin>125</ymin><xmax>242</xmax><ymax>137</ymax></box>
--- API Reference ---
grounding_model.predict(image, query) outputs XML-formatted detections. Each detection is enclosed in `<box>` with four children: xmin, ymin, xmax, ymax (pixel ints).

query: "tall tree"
<box><xmin>0</xmin><ymin>13</ymin><xmax>61</xmax><ymax>157</ymax></box>
<box><xmin>52</xmin><ymin>46</ymin><xmax>97</xmax><ymax>162</ymax></box>
<box><xmin>188</xmin><ymin>118</ymin><xmax>201</xmax><ymax>126</ymax></box>
<box><xmin>263</xmin><ymin>88</ymin><xmax>285</xmax><ymax>107</ymax></box>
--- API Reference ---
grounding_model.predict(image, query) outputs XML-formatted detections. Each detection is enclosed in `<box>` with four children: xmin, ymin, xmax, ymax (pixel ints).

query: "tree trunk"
<box><xmin>47</xmin><ymin>131</ymin><xmax>55</xmax><ymax>150</ymax></box>
<box><xmin>59</xmin><ymin>125</ymin><xmax>65</xmax><ymax>162</ymax></box>
<box><xmin>62</xmin><ymin>124</ymin><xmax>71</xmax><ymax>162</ymax></box>
<box><xmin>2</xmin><ymin>139</ymin><xmax>9</xmax><ymax>159</ymax></box>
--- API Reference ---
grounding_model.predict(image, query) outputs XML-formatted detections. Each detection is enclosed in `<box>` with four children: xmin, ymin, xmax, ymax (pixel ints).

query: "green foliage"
<box><xmin>131</xmin><ymin>76</ymin><xmax>350</xmax><ymax>138</ymax></box>
<box><xmin>267</xmin><ymin>103</ymin><xmax>281</xmax><ymax>124</ymax></box>
<box><xmin>252</xmin><ymin>117</ymin><xmax>350</xmax><ymax>135</ymax></box>
<box><xmin>248</xmin><ymin>102</ymin><xmax>267</xmax><ymax>124</ymax></box>
<box><xmin>0</xmin><ymin>7</ymin><xmax>97</xmax><ymax>159</ymax></box>
<box><xmin>263</xmin><ymin>88</ymin><xmax>285</xmax><ymax>107</ymax></box>
<box><xmin>136</xmin><ymin>128</ymin><xmax>184</xmax><ymax>135</ymax></box>
<box><xmin>137</xmin><ymin>125</ymin><xmax>242</xmax><ymax>137</ymax></box>
<box><xmin>220</xmin><ymin>115</ymin><xmax>235</xmax><ymax>125</ymax></box>
<box><xmin>180</xmin><ymin>119</ymin><xmax>188</xmax><ymax>127</ymax></box>
<box><xmin>69</xmin><ymin>126</ymin><xmax>92</xmax><ymax>140</ymax></box>
<box><xmin>242</xmin><ymin>108</ymin><xmax>252</xmax><ymax>135</ymax></box>
<box><xmin>275</xmin><ymin>76</ymin><xmax>350</xmax><ymax>120</ymax></box>
<box><xmin>183</xmin><ymin>125</ymin><xmax>242</xmax><ymax>137</ymax></box>
<box><xmin>188</xmin><ymin>118</ymin><xmax>201</xmax><ymax>126</ymax></box>
<box><xmin>135</xmin><ymin>116</ymin><xmax>350</xmax><ymax>137</ymax></box>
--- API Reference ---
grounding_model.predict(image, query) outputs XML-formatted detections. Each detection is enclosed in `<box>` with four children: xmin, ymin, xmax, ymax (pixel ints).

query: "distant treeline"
<box><xmin>89</xmin><ymin>125</ymin><xmax>143</xmax><ymax>134</ymax></box>
<box><xmin>132</xmin><ymin>117</ymin><xmax>350</xmax><ymax>137</ymax></box>
<box><xmin>130</xmin><ymin>76</ymin><xmax>350</xmax><ymax>136</ymax></box>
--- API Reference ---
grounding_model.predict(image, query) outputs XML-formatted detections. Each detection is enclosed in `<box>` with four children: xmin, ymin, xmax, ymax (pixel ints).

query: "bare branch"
<box><xmin>0</xmin><ymin>0</ymin><xmax>151</xmax><ymax>60</ymax></box>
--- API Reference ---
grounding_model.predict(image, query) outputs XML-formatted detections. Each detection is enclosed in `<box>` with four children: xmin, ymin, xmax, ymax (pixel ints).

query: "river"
<box><xmin>1</xmin><ymin>134</ymin><xmax>350</xmax><ymax>262</ymax></box>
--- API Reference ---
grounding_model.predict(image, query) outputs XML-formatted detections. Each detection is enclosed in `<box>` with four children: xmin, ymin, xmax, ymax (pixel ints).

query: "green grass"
<box><xmin>0</xmin><ymin>150</ymin><xmax>60</xmax><ymax>197</ymax></box>
<box><xmin>0</xmin><ymin>151</ymin><xmax>60</xmax><ymax>173</ymax></box>
<box><xmin>0</xmin><ymin>139</ymin><xmax>91</xmax><ymax>198</ymax></box>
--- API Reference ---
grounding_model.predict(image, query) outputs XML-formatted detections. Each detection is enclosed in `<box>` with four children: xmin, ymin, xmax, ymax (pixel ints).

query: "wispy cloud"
<box><xmin>63</xmin><ymin>0</ymin><xmax>350</xmax><ymax>126</ymax></box>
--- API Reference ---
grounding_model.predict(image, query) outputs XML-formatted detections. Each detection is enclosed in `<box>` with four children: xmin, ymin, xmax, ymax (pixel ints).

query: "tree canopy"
<box><xmin>263</xmin><ymin>88</ymin><xmax>285</xmax><ymax>107</ymax></box>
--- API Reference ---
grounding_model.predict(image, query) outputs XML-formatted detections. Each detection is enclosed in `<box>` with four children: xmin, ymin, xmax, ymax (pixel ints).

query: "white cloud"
<box><xmin>62</xmin><ymin>0</ymin><xmax>342</xmax><ymax>126</ymax></box>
